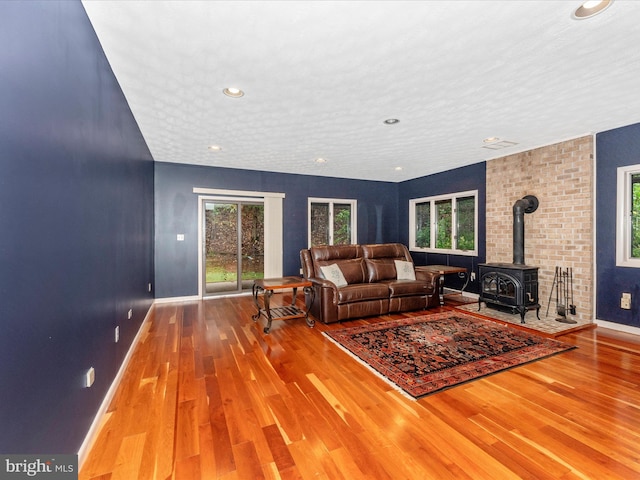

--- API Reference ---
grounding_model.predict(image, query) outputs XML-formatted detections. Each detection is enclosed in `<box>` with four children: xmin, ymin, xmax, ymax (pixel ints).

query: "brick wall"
<box><xmin>485</xmin><ymin>136</ymin><xmax>593</xmax><ymax>323</ymax></box>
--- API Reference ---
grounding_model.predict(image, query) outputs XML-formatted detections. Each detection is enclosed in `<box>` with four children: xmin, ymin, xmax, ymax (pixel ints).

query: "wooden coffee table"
<box><xmin>252</xmin><ymin>277</ymin><xmax>315</xmax><ymax>333</ymax></box>
<box><xmin>415</xmin><ymin>265</ymin><xmax>469</xmax><ymax>306</ymax></box>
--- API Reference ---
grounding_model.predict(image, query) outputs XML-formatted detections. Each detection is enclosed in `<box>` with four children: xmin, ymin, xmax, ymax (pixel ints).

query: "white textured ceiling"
<box><xmin>82</xmin><ymin>0</ymin><xmax>640</xmax><ymax>182</ymax></box>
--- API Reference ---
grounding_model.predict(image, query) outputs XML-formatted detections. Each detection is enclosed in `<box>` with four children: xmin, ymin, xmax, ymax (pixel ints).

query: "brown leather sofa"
<box><xmin>300</xmin><ymin>243</ymin><xmax>440</xmax><ymax>324</ymax></box>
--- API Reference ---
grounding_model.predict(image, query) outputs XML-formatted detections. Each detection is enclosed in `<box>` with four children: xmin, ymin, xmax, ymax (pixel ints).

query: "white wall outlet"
<box><xmin>85</xmin><ymin>367</ymin><xmax>95</xmax><ymax>388</ymax></box>
<box><xmin>177</xmin><ymin>234</ymin><xmax>185</xmax><ymax>241</ymax></box>
<box><xmin>470</xmin><ymin>272</ymin><xmax>476</xmax><ymax>281</ymax></box>
<box><xmin>621</xmin><ymin>292</ymin><xmax>631</xmax><ymax>310</ymax></box>
<box><xmin>148</xmin><ymin>282</ymin><xmax>152</xmax><ymax>293</ymax></box>
<box><xmin>128</xmin><ymin>308</ymin><xmax>132</xmax><ymax>320</ymax></box>
<box><xmin>115</xmin><ymin>326</ymin><xmax>119</xmax><ymax>343</ymax></box>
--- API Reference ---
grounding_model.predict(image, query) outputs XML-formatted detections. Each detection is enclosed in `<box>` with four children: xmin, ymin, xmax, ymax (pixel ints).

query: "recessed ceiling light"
<box><xmin>223</xmin><ymin>87</ymin><xmax>244</xmax><ymax>98</ymax></box>
<box><xmin>483</xmin><ymin>137</ymin><xmax>500</xmax><ymax>143</ymax></box>
<box><xmin>315</xmin><ymin>157</ymin><xmax>327</xmax><ymax>164</ymax></box>
<box><xmin>395</xmin><ymin>166</ymin><xmax>403</xmax><ymax>171</ymax></box>
<box><xmin>383</xmin><ymin>118</ymin><xmax>400</xmax><ymax>125</ymax></box>
<box><xmin>573</xmin><ymin>0</ymin><xmax>613</xmax><ymax>19</ymax></box>
<box><xmin>208</xmin><ymin>145</ymin><xmax>222</xmax><ymax>151</ymax></box>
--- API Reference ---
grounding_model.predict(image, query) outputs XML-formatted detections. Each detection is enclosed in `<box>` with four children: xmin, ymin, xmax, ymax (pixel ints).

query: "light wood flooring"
<box><xmin>79</xmin><ymin>293</ymin><xmax>640</xmax><ymax>479</ymax></box>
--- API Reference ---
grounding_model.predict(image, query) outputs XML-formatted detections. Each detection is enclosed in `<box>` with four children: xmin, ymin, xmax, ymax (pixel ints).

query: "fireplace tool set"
<box><xmin>546</xmin><ymin>266</ymin><xmax>577</xmax><ymax>324</ymax></box>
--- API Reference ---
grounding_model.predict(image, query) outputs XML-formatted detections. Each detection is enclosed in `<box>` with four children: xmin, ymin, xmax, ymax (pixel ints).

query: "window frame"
<box><xmin>409</xmin><ymin>190</ymin><xmax>478</xmax><ymax>256</ymax></box>
<box><xmin>616</xmin><ymin>164</ymin><xmax>640</xmax><ymax>267</ymax></box>
<box><xmin>308</xmin><ymin>197</ymin><xmax>357</xmax><ymax>247</ymax></box>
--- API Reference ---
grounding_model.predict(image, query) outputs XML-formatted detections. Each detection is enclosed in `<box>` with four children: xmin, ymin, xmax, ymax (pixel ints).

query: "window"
<box><xmin>308</xmin><ymin>198</ymin><xmax>357</xmax><ymax>247</ymax></box>
<box><xmin>409</xmin><ymin>190</ymin><xmax>478</xmax><ymax>255</ymax></box>
<box><xmin>616</xmin><ymin>165</ymin><xmax>640</xmax><ymax>267</ymax></box>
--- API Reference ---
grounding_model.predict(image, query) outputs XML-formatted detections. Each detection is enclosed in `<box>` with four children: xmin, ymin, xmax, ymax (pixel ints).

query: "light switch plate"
<box><xmin>85</xmin><ymin>367</ymin><xmax>95</xmax><ymax>388</ymax></box>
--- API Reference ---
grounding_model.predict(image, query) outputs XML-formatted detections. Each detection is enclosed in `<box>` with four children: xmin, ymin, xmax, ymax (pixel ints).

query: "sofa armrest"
<box><xmin>308</xmin><ymin>276</ymin><xmax>337</xmax><ymax>288</ymax></box>
<box><xmin>305</xmin><ymin>276</ymin><xmax>341</xmax><ymax>323</ymax></box>
<box><xmin>307</xmin><ymin>276</ymin><xmax>338</xmax><ymax>300</ymax></box>
<box><xmin>415</xmin><ymin>269</ymin><xmax>440</xmax><ymax>294</ymax></box>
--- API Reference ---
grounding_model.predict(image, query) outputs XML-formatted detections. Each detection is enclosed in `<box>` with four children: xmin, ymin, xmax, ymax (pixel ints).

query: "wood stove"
<box><xmin>478</xmin><ymin>195</ymin><xmax>541</xmax><ymax>324</ymax></box>
<box><xmin>478</xmin><ymin>263</ymin><xmax>540</xmax><ymax>323</ymax></box>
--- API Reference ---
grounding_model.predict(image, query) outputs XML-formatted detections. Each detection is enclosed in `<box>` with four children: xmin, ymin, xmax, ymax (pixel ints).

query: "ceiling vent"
<box><xmin>482</xmin><ymin>140</ymin><xmax>518</xmax><ymax>150</ymax></box>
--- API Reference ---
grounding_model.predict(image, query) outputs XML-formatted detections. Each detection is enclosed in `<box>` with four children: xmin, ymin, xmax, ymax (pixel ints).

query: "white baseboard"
<box><xmin>154</xmin><ymin>292</ymin><xmax>255</xmax><ymax>303</ymax></box>
<box><xmin>594</xmin><ymin>319</ymin><xmax>640</xmax><ymax>336</ymax></box>
<box><xmin>203</xmin><ymin>291</ymin><xmax>252</xmax><ymax>300</ymax></box>
<box><xmin>444</xmin><ymin>288</ymin><xmax>478</xmax><ymax>300</ymax></box>
<box><xmin>77</xmin><ymin>304</ymin><xmax>154</xmax><ymax>468</ymax></box>
<box><xmin>154</xmin><ymin>294</ymin><xmax>200</xmax><ymax>303</ymax></box>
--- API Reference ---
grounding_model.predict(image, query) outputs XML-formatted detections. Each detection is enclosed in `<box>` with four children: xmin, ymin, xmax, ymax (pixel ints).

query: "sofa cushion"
<box><xmin>319</xmin><ymin>263</ymin><xmax>348</xmax><ymax>287</ymax></box>
<box><xmin>311</xmin><ymin>244</ymin><xmax>363</xmax><ymax>262</ymax></box>
<box><xmin>365</xmin><ymin>258</ymin><xmax>396</xmax><ymax>282</ymax></box>
<box><xmin>362</xmin><ymin>243</ymin><xmax>409</xmax><ymax>260</ymax></box>
<box><xmin>336</xmin><ymin>258</ymin><xmax>367</xmax><ymax>284</ymax></box>
<box><xmin>394</xmin><ymin>260</ymin><xmax>416</xmax><ymax>280</ymax></box>
<box><xmin>316</xmin><ymin>257</ymin><xmax>366</xmax><ymax>284</ymax></box>
<box><xmin>384</xmin><ymin>280</ymin><xmax>429</xmax><ymax>297</ymax></box>
<box><xmin>337</xmin><ymin>283</ymin><xmax>389</xmax><ymax>304</ymax></box>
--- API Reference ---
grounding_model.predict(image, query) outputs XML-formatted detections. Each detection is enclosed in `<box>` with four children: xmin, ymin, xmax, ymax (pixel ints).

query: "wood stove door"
<box><xmin>480</xmin><ymin>271</ymin><xmax>520</xmax><ymax>307</ymax></box>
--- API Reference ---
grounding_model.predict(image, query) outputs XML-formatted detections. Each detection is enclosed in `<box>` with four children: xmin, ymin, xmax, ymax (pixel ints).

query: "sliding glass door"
<box><xmin>203</xmin><ymin>200</ymin><xmax>264</xmax><ymax>295</ymax></box>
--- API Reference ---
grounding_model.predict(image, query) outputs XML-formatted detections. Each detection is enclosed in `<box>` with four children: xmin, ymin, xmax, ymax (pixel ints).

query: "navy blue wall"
<box><xmin>0</xmin><ymin>1</ymin><xmax>154</xmax><ymax>453</ymax></box>
<box><xmin>596</xmin><ymin>123</ymin><xmax>640</xmax><ymax>327</ymax></box>
<box><xmin>155</xmin><ymin>163</ymin><xmax>397</xmax><ymax>298</ymax></box>
<box><xmin>398</xmin><ymin>162</ymin><xmax>487</xmax><ymax>294</ymax></box>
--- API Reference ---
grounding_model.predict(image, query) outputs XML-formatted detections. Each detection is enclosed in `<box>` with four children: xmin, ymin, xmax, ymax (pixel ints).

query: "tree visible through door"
<box><xmin>204</xmin><ymin>201</ymin><xmax>264</xmax><ymax>294</ymax></box>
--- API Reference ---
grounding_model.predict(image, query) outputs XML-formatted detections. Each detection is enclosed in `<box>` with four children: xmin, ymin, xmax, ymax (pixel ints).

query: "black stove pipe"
<box><xmin>513</xmin><ymin>195</ymin><xmax>539</xmax><ymax>265</ymax></box>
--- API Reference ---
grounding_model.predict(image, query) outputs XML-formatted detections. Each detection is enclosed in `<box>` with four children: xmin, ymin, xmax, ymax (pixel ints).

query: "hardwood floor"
<box><xmin>79</xmin><ymin>293</ymin><xmax>640</xmax><ymax>479</ymax></box>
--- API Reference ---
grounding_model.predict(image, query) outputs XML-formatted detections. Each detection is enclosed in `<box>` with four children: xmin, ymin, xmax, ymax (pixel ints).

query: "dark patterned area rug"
<box><xmin>323</xmin><ymin>311</ymin><xmax>576</xmax><ymax>399</ymax></box>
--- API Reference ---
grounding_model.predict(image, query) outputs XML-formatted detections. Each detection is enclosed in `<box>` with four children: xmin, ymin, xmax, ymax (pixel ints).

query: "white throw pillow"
<box><xmin>395</xmin><ymin>260</ymin><xmax>416</xmax><ymax>280</ymax></box>
<box><xmin>320</xmin><ymin>264</ymin><xmax>348</xmax><ymax>287</ymax></box>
